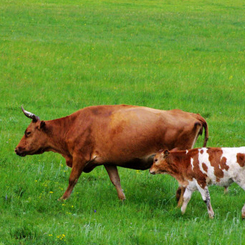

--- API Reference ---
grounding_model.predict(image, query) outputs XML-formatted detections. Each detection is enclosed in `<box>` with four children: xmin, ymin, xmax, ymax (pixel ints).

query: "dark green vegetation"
<box><xmin>1</xmin><ymin>0</ymin><xmax>245</xmax><ymax>244</ymax></box>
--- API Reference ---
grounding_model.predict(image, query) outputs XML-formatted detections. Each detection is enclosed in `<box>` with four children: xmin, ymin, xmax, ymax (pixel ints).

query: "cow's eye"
<box><xmin>26</xmin><ymin>131</ymin><xmax>31</xmax><ymax>137</ymax></box>
<box><xmin>154</xmin><ymin>158</ymin><xmax>158</xmax><ymax>162</ymax></box>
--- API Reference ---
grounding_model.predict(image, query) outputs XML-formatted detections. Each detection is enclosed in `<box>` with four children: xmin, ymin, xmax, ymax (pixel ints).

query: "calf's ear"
<box><xmin>164</xmin><ymin>150</ymin><xmax>169</xmax><ymax>157</ymax></box>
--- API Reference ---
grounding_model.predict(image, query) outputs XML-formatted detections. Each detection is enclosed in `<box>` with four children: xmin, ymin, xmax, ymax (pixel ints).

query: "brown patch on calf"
<box><xmin>200</xmin><ymin>149</ymin><xmax>204</xmax><ymax>154</ymax></box>
<box><xmin>237</xmin><ymin>153</ymin><xmax>245</xmax><ymax>167</ymax></box>
<box><xmin>220</xmin><ymin>157</ymin><xmax>229</xmax><ymax>171</ymax></box>
<box><xmin>207</xmin><ymin>148</ymin><xmax>224</xmax><ymax>180</ymax></box>
<box><xmin>202</xmin><ymin>162</ymin><xmax>208</xmax><ymax>172</ymax></box>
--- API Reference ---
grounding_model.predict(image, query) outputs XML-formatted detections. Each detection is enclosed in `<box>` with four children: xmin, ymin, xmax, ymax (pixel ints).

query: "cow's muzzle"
<box><xmin>15</xmin><ymin>147</ymin><xmax>26</xmax><ymax>157</ymax></box>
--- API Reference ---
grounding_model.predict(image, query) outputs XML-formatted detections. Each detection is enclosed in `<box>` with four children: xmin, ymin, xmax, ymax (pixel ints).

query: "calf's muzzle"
<box><xmin>149</xmin><ymin>169</ymin><xmax>156</xmax><ymax>175</ymax></box>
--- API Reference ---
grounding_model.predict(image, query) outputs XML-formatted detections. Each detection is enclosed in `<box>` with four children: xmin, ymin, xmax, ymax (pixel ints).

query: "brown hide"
<box><xmin>15</xmin><ymin>105</ymin><xmax>208</xmax><ymax>200</ymax></box>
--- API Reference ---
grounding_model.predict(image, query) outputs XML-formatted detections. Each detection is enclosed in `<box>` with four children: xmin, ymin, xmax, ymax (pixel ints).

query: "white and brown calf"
<box><xmin>149</xmin><ymin>147</ymin><xmax>245</xmax><ymax>219</ymax></box>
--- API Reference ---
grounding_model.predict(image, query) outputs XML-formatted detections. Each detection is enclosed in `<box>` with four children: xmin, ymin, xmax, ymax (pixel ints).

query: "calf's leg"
<box><xmin>181</xmin><ymin>187</ymin><xmax>193</xmax><ymax>215</ymax></box>
<box><xmin>104</xmin><ymin>165</ymin><xmax>126</xmax><ymax>200</ymax></box>
<box><xmin>233</xmin><ymin>176</ymin><xmax>245</xmax><ymax>218</ymax></box>
<box><xmin>197</xmin><ymin>185</ymin><xmax>214</xmax><ymax>219</ymax></box>
<box><xmin>242</xmin><ymin>205</ymin><xmax>245</xmax><ymax>219</ymax></box>
<box><xmin>176</xmin><ymin>186</ymin><xmax>186</xmax><ymax>207</ymax></box>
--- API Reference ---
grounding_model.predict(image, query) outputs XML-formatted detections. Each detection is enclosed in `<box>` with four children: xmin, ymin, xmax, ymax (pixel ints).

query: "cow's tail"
<box><xmin>195</xmin><ymin>114</ymin><xmax>209</xmax><ymax>147</ymax></box>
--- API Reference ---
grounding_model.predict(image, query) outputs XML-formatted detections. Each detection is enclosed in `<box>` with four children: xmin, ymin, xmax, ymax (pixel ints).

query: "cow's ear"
<box><xmin>164</xmin><ymin>150</ymin><xmax>169</xmax><ymax>157</ymax></box>
<box><xmin>32</xmin><ymin>117</ymin><xmax>39</xmax><ymax>123</ymax></box>
<box><xmin>40</xmin><ymin>121</ymin><xmax>46</xmax><ymax>129</ymax></box>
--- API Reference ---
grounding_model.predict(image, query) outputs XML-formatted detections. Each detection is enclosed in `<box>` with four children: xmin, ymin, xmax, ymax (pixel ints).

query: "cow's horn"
<box><xmin>21</xmin><ymin>106</ymin><xmax>40</xmax><ymax>122</ymax></box>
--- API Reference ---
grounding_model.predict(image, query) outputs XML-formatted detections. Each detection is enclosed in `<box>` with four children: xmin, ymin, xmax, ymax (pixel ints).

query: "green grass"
<box><xmin>1</xmin><ymin>0</ymin><xmax>245</xmax><ymax>244</ymax></box>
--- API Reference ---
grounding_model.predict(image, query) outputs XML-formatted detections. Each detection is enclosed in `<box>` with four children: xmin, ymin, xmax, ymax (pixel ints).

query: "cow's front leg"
<box><xmin>61</xmin><ymin>155</ymin><xmax>86</xmax><ymax>200</ymax></box>
<box><xmin>64</xmin><ymin>155</ymin><xmax>73</xmax><ymax>168</ymax></box>
<box><xmin>104</xmin><ymin>165</ymin><xmax>126</xmax><ymax>200</ymax></box>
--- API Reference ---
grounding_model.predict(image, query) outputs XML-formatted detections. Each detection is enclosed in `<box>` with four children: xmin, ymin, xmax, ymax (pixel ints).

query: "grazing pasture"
<box><xmin>0</xmin><ymin>0</ymin><xmax>245</xmax><ymax>244</ymax></box>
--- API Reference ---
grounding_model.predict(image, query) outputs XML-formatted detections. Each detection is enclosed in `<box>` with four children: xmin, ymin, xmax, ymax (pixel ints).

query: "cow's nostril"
<box><xmin>15</xmin><ymin>147</ymin><xmax>25</xmax><ymax>156</ymax></box>
<box><xmin>15</xmin><ymin>148</ymin><xmax>20</xmax><ymax>155</ymax></box>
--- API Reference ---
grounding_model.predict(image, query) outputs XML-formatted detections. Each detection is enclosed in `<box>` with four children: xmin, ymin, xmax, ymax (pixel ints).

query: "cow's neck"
<box><xmin>44</xmin><ymin>116</ymin><xmax>72</xmax><ymax>155</ymax></box>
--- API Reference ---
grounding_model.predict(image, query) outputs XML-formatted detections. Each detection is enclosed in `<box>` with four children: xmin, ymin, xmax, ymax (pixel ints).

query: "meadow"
<box><xmin>0</xmin><ymin>0</ymin><xmax>245</xmax><ymax>244</ymax></box>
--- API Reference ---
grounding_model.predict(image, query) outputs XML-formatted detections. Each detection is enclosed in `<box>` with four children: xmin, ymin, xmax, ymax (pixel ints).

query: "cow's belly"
<box><xmin>83</xmin><ymin>154</ymin><xmax>155</xmax><ymax>173</ymax></box>
<box><xmin>113</xmin><ymin>155</ymin><xmax>155</xmax><ymax>170</ymax></box>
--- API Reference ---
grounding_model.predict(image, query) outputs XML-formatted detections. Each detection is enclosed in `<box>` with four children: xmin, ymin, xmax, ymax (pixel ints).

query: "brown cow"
<box><xmin>15</xmin><ymin>105</ymin><xmax>208</xmax><ymax>201</ymax></box>
<box><xmin>150</xmin><ymin>147</ymin><xmax>245</xmax><ymax>219</ymax></box>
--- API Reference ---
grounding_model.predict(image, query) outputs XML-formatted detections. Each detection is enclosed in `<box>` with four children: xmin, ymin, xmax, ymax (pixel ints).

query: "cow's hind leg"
<box><xmin>61</xmin><ymin>155</ymin><xmax>86</xmax><ymax>200</ymax></box>
<box><xmin>104</xmin><ymin>165</ymin><xmax>126</xmax><ymax>200</ymax></box>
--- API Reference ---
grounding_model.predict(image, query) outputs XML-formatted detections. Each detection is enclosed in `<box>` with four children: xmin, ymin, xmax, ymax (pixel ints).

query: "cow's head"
<box><xmin>15</xmin><ymin>107</ymin><xmax>48</xmax><ymax>157</ymax></box>
<box><xmin>149</xmin><ymin>150</ymin><xmax>171</xmax><ymax>175</ymax></box>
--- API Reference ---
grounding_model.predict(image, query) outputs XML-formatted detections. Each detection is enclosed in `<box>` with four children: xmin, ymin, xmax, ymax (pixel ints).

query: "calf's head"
<box><xmin>149</xmin><ymin>150</ymin><xmax>171</xmax><ymax>175</ymax></box>
<box><xmin>15</xmin><ymin>107</ymin><xmax>48</xmax><ymax>157</ymax></box>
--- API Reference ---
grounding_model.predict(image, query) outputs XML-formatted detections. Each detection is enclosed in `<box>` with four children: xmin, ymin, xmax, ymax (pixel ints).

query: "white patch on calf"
<box><xmin>198</xmin><ymin>148</ymin><xmax>208</xmax><ymax>174</ymax></box>
<box><xmin>190</xmin><ymin>158</ymin><xmax>194</xmax><ymax>171</ymax></box>
<box><xmin>197</xmin><ymin>148</ymin><xmax>218</xmax><ymax>185</ymax></box>
<box><xmin>198</xmin><ymin>148</ymin><xmax>211</xmax><ymax>172</ymax></box>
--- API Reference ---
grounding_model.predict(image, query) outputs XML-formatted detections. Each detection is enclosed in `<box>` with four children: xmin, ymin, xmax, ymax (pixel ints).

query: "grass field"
<box><xmin>1</xmin><ymin>0</ymin><xmax>245</xmax><ymax>244</ymax></box>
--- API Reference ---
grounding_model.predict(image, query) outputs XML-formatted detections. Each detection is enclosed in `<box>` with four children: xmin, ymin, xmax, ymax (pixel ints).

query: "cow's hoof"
<box><xmin>118</xmin><ymin>193</ymin><xmax>126</xmax><ymax>201</ymax></box>
<box><xmin>58</xmin><ymin>197</ymin><xmax>66</xmax><ymax>202</ymax></box>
